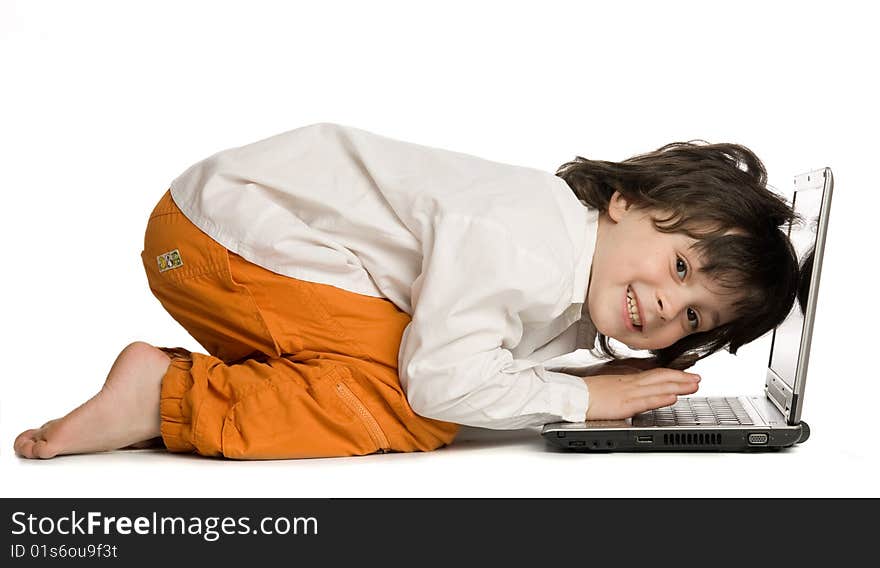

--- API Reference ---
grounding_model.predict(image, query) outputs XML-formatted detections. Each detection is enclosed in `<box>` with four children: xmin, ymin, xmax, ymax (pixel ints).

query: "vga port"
<box><xmin>747</xmin><ymin>433</ymin><xmax>769</xmax><ymax>445</ymax></box>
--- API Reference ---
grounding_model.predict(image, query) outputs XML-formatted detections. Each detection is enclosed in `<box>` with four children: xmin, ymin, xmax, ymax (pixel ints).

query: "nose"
<box><xmin>656</xmin><ymin>290</ymin><xmax>685</xmax><ymax>322</ymax></box>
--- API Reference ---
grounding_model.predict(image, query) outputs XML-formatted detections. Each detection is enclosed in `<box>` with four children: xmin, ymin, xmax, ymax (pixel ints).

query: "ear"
<box><xmin>607</xmin><ymin>190</ymin><xmax>632</xmax><ymax>222</ymax></box>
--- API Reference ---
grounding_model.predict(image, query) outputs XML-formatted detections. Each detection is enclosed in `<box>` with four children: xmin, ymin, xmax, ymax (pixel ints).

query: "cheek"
<box><xmin>602</xmin><ymin>245</ymin><xmax>657</xmax><ymax>280</ymax></box>
<box><xmin>627</xmin><ymin>253</ymin><xmax>667</xmax><ymax>287</ymax></box>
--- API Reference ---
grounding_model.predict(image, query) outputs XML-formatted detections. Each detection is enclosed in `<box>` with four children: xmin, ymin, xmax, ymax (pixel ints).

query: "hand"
<box><xmin>583</xmin><ymin>368</ymin><xmax>701</xmax><ymax>420</ymax></box>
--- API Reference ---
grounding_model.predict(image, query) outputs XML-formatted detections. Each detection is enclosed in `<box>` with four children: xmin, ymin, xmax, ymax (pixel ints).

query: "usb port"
<box><xmin>636</xmin><ymin>435</ymin><xmax>654</xmax><ymax>444</ymax></box>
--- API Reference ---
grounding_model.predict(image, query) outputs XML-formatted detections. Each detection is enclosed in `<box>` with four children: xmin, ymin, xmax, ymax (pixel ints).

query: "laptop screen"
<box><xmin>767</xmin><ymin>171</ymin><xmax>831</xmax><ymax>404</ymax></box>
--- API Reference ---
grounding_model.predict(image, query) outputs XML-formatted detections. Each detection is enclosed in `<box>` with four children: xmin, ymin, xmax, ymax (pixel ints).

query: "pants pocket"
<box><xmin>333</xmin><ymin>378</ymin><xmax>391</xmax><ymax>453</ymax></box>
<box><xmin>219</xmin><ymin>364</ymin><xmax>383</xmax><ymax>459</ymax></box>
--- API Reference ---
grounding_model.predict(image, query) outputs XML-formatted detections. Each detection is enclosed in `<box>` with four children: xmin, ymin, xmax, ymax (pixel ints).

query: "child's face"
<box><xmin>588</xmin><ymin>192</ymin><xmax>740</xmax><ymax>351</ymax></box>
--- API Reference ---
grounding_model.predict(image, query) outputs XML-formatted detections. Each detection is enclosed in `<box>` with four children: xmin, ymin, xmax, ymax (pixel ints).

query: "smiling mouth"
<box><xmin>626</xmin><ymin>285</ymin><xmax>643</xmax><ymax>331</ymax></box>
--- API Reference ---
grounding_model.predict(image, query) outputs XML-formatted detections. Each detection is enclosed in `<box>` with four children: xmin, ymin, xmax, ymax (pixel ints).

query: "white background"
<box><xmin>1</xmin><ymin>0</ymin><xmax>875</xmax><ymax>497</ymax></box>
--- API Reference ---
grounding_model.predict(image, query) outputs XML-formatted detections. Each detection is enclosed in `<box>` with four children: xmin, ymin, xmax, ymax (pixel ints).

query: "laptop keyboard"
<box><xmin>633</xmin><ymin>397</ymin><xmax>754</xmax><ymax>427</ymax></box>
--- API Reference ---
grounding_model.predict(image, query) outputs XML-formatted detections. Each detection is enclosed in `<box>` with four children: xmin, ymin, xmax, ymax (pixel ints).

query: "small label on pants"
<box><xmin>157</xmin><ymin>249</ymin><xmax>184</xmax><ymax>272</ymax></box>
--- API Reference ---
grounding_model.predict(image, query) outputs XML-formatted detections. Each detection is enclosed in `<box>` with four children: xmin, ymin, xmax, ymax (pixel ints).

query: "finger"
<box><xmin>638</xmin><ymin>368</ymin><xmax>701</xmax><ymax>385</ymax></box>
<box><xmin>635</xmin><ymin>380</ymin><xmax>700</xmax><ymax>400</ymax></box>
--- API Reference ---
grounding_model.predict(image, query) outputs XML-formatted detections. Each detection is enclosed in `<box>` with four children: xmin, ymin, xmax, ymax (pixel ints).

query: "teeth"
<box><xmin>627</xmin><ymin>287</ymin><xmax>642</xmax><ymax>327</ymax></box>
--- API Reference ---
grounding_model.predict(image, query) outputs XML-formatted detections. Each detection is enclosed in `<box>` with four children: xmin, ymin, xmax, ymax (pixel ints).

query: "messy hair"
<box><xmin>556</xmin><ymin>140</ymin><xmax>800</xmax><ymax>370</ymax></box>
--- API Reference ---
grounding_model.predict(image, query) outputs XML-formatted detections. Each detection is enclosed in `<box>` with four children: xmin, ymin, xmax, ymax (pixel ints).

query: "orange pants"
<box><xmin>140</xmin><ymin>189</ymin><xmax>459</xmax><ymax>459</ymax></box>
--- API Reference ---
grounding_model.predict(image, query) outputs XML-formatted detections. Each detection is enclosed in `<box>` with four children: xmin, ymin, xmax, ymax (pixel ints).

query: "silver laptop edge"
<box><xmin>765</xmin><ymin>167</ymin><xmax>833</xmax><ymax>424</ymax></box>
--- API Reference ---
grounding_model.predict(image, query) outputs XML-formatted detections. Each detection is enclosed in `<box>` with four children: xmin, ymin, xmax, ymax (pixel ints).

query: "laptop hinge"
<box><xmin>765</xmin><ymin>369</ymin><xmax>794</xmax><ymax>423</ymax></box>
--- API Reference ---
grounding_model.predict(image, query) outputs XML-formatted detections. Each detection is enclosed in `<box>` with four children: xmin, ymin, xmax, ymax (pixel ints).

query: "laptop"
<box><xmin>542</xmin><ymin>167</ymin><xmax>833</xmax><ymax>452</ymax></box>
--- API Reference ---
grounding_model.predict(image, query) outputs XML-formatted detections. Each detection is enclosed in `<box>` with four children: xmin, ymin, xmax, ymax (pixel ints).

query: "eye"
<box><xmin>687</xmin><ymin>307</ymin><xmax>700</xmax><ymax>330</ymax></box>
<box><xmin>676</xmin><ymin>255</ymin><xmax>699</xmax><ymax>330</ymax></box>
<box><xmin>675</xmin><ymin>256</ymin><xmax>688</xmax><ymax>279</ymax></box>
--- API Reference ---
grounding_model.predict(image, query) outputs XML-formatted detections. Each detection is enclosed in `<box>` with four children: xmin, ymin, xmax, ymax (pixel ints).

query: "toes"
<box><xmin>14</xmin><ymin>428</ymin><xmax>60</xmax><ymax>459</ymax></box>
<box><xmin>17</xmin><ymin>440</ymin><xmax>35</xmax><ymax>458</ymax></box>
<box><xmin>32</xmin><ymin>439</ymin><xmax>59</xmax><ymax>459</ymax></box>
<box><xmin>14</xmin><ymin>429</ymin><xmax>39</xmax><ymax>457</ymax></box>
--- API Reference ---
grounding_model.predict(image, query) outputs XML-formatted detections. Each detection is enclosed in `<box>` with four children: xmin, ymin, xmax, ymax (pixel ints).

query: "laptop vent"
<box><xmin>662</xmin><ymin>433</ymin><xmax>722</xmax><ymax>446</ymax></box>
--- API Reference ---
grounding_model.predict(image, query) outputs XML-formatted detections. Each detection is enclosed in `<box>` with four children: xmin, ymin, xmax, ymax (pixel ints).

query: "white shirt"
<box><xmin>169</xmin><ymin>122</ymin><xmax>599</xmax><ymax>430</ymax></box>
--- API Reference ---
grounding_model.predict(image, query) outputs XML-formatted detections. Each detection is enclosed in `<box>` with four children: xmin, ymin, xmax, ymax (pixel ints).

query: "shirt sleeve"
<box><xmin>398</xmin><ymin>213</ymin><xmax>590</xmax><ymax>430</ymax></box>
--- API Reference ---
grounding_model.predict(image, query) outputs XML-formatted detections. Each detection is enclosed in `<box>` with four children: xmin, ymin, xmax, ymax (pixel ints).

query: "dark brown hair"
<box><xmin>556</xmin><ymin>140</ymin><xmax>801</xmax><ymax>370</ymax></box>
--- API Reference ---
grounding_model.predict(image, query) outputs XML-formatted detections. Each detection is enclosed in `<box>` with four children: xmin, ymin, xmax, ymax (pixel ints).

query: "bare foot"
<box><xmin>14</xmin><ymin>341</ymin><xmax>172</xmax><ymax>459</ymax></box>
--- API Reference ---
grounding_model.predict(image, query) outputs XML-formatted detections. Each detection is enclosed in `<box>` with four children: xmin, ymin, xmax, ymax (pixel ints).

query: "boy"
<box><xmin>14</xmin><ymin>123</ymin><xmax>799</xmax><ymax>459</ymax></box>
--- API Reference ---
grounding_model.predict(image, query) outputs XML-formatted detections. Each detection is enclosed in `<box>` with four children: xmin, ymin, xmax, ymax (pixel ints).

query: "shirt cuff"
<box><xmin>542</xmin><ymin>370</ymin><xmax>590</xmax><ymax>423</ymax></box>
